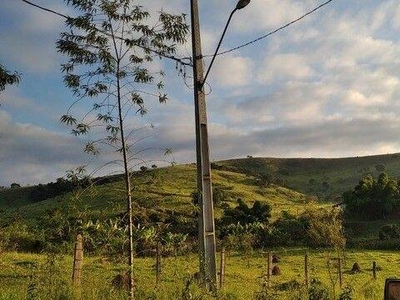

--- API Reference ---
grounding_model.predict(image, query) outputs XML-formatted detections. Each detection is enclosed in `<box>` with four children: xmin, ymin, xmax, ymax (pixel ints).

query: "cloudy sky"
<box><xmin>1</xmin><ymin>0</ymin><xmax>400</xmax><ymax>186</ymax></box>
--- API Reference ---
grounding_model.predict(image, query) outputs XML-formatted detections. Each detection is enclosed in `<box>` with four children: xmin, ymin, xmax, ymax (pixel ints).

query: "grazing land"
<box><xmin>3</xmin><ymin>154</ymin><xmax>400</xmax><ymax>299</ymax></box>
<box><xmin>0</xmin><ymin>249</ymin><xmax>398</xmax><ymax>299</ymax></box>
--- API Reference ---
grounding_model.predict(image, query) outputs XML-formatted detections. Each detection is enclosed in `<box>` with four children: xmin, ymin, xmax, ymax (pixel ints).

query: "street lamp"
<box><xmin>202</xmin><ymin>0</ymin><xmax>251</xmax><ymax>89</ymax></box>
<box><xmin>190</xmin><ymin>0</ymin><xmax>250</xmax><ymax>290</ymax></box>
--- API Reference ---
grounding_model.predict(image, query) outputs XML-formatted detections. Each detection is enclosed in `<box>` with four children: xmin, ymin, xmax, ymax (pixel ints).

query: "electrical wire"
<box><xmin>20</xmin><ymin>0</ymin><xmax>192</xmax><ymax>67</ymax></box>
<box><xmin>203</xmin><ymin>0</ymin><xmax>334</xmax><ymax>58</ymax></box>
<box><xmin>21</xmin><ymin>0</ymin><xmax>68</xmax><ymax>18</ymax></box>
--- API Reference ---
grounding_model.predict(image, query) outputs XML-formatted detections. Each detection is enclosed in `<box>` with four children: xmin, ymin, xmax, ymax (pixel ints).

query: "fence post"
<box><xmin>72</xmin><ymin>234</ymin><xmax>83</xmax><ymax>286</ymax></box>
<box><xmin>266</xmin><ymin>251</ymin><xmax>272</xmax><ymax>288</ymax></box>
<box><xmin>305</xmin><ymin>254</ymin><xmax>309</xmax><ymax>287</ymax></box>
<box><xmin>156</xmin><ymin>242</ymin><xmax>162</xmax><ymax>286</ymax></box>
<box><xmin>337</xmin><ymin>257</ymin><xmax>342</xmax><ymax>288</ymax></box>
<box><xmin>373</xmin><ymin>261</ymin><xmax>377</xmax><ymax>280</ymax></box>
<box><xmin>219</xmin><ymin>247</ymin><xmax>226</xmax><ymax>289</ymax></box>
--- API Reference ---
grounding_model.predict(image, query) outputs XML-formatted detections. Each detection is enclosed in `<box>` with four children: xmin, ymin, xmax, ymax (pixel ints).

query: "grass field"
<box><xmin>1</xmin><ymin>249</ymin><xmax>399</xmax><ymax>299</ymax></box>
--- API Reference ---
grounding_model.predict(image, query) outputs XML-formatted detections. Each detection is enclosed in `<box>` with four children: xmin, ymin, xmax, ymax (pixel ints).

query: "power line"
<box><xmin>21</xmin><ymin>0</ymin><xmax>334</xmax><ymax>66</ymax></box>
<box><xmin>20</xmin><ymin>0</ymin><xmax>192</xmax><ymax>67</ymax></box>
<box><xmin>21</xmin><ymin>0</ymin><xmax>68</xmax><ymax>19</ymax></box>
<box><xmin>203</xmin><ymin>0</ymin><xmax>334</xmax><ymax>58</ymax></box>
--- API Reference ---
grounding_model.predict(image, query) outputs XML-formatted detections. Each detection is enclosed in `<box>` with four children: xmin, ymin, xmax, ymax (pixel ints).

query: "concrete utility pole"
<box><xmin>190</xmin><ymin>0</ymin><xmax>251</xmax><ymax>289</ymax></box>
<box><xmin>190</xmin><ymin>0</ymin><xmax>217</xmax><ymax>288</ymax></box>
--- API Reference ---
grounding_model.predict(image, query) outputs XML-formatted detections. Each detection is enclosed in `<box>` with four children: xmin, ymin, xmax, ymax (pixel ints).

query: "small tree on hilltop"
<box><xmin>56</xmin><ymin>1</ymin><xmax>188</xmax><ymax>296</ymax></box>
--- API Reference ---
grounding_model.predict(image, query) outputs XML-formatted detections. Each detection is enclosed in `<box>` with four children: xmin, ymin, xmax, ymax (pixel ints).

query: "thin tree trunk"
<box><xmin>116</xmin><ymin>59</ymin><xmax>134</xmax><ymax>299</ymax></box>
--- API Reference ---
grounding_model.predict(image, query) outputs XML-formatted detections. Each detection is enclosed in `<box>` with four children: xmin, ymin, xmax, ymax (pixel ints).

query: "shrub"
<box><xmin>379</xmin><ymin>224</ymin><xmax>400</xmax><ymax>240</ymax></box>
<box><xmin>308</xmin><ymin>279</ymin><xmax>329</xmax><ymax>300</ymax></box>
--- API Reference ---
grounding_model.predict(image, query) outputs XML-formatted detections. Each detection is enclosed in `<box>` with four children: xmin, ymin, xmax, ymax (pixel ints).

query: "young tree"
<box><xmin>56</xmin><ymin>0</ymin><xmax>188</xmax><ymax>296</ymax></box>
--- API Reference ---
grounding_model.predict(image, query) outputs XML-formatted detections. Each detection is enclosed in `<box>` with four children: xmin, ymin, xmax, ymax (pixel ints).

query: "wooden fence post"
<box><xmin>266</xmin><ymin>251</ymin><xmax>272</xmax><ymax>288</ymax></box>
<box><xmin>219</xmin><ymin>247</ymin><xmax>226</xmax><ymax>289</ymax></box>
<box><xmin>72</xmin><ymin>234</ymin><xmax>83</xmax><ymax>286</ymax></box>
<box><xmin>373</xmin><ymin>261</ymin><xmax>377</xmax><ymax>280</ymax></box>
<box><xmin>156</xmin><ymin>242</ymin><xmax>161</xmax><ymax>286</ymax></box>
<box><xmin>305</xmin><ymin>254</ymin><xmax>309</xmax><ymax>287</ymax></box>
<box><xmin>337</xmin><ymin>257</ymin><xmax>342</xmax><ymax>288</ymax></box>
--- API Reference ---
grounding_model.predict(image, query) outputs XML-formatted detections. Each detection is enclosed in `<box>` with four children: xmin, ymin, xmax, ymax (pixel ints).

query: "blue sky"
<box><xmin>1</xmin><ymin>0</ymin><xmax>400</xmax><ymax>186</ymax></box>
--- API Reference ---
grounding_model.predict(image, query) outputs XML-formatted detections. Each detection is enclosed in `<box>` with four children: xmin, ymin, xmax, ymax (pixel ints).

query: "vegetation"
<box><xmin>56</xmin><ymin>0</ymin><xmax>189</xmax><ymax>295</ymax></box>
<box><xmin>0</xmin><ymin>249</ymin><xmax>396</xmax><ymax>299</ymax></box>
<box><xmin>3</xmin><ymin>154</ymin><xmax>400</xmax><ymax>297</ymax></box>
<box><xmin>0</xmin><ymin>63</ymin><xmax>20</xmax><ymax>92</ymax></box>
<box><xmin>343</xmin><ymin>172</ymin><xmax>400</xmax><ymax>220</ymax></box>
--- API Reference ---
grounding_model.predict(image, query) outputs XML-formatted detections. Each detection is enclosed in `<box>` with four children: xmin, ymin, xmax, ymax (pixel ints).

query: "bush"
<box><xmin>308</xmin><ymin>279</ymin><xmax>329</xmax><ymax>300</ymax></box>
<box><xmin>379</xmin><ymin>224</ymin><xmax>400</xmax><ymax>240</ymax></box>
<box><xmin>0</xmin><ymin>221</ymin><xmax>45</xmax><ymax>252</ymax></box>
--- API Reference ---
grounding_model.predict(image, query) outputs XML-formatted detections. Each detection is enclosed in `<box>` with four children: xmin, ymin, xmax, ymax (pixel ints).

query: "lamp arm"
<box><xmin>200</xmin><ymin>8</ymin><xmax>237</xmax><ymax>89</ymax></box>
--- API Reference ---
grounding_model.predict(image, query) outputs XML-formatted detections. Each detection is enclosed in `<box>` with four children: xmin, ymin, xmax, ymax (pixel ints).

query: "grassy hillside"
<box><xmin>3</xmin><ymin>153</ymin><xmax>400</xmax><ymax>244</ymax></box>
<box><xmin>216</xmin><ymin>153</ymin><xmax>400</xmax><ymax>198</ymax></box>
<box><xmin>0</xmin><ymin>164</ymin><xmax>310</xmax><ymax>225</ymax></box>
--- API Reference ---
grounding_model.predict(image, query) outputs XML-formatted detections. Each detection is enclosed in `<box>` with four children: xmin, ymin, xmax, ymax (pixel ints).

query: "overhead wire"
<box><xmin>21</xmin><ymin>0</ymin><xmax>333</xmax><ymax>91</ymax></box>
<box><xmin>20</xmin><ymin>0</ymin><xmax>192</xmax><ymax>67</ymax></box>
<box><xmin>203</xmin><ymin>0</ymin><xmax>334</xmax><ymax>58</ymax></box>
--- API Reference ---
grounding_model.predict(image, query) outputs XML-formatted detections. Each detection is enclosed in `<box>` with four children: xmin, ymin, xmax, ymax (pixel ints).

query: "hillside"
<box><xmin>3</xmin><ymin>153</ymin><xmax>400</xmax><ymax>224</ymax></box>
<box><xmin>2</xmin><ymin>154</ymin><xmax>400</xmax><ymax>249</ymax></box>
<box><xmin>215</xmin><ymin>153</ymin><xmax>400</xmax><ymax>198</ymax></box>
<box><xmin>0</xmin><ymin>164</ymin><xmax>309</xmax><ymax>225</ymax></box>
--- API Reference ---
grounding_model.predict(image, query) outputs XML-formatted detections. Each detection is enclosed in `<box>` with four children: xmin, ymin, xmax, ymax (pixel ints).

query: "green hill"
<box><xmin>3</xmin><ymin>153</ymin><xmax>400</xmax><ymax>223</ymax></box>
<box><xmin>215</xmin><ymin>153</ymin><xmax>400</xmax><ymax>198</ymax></box>
<box><xmin>2</xmin><ymin>153</ymin><xmax>400</xmax><ymax>247</ymax></box>
<box><xmin>0</xmin><ymin>164</ymin><xmax>309</xmax><ymax>226</ymax></box>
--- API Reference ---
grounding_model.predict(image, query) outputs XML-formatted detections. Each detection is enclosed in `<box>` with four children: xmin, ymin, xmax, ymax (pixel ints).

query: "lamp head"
<box><xmin>236</xmin><ymin>0</ymin><xmax>250</xmax><ymax>10</ymax></box>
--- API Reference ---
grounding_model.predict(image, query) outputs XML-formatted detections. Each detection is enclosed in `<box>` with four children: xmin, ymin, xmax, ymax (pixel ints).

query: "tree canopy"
<box><xmin>343</xmin><ymin>172</ymin><xmax>400</xmax><ymax>220</ymax></box>
<box><xmin>220</xmin><ymin>198</ymin><xmax>271</xmax><ymax>226</ymax></box>
<box><xmin>0</xmin><ymin>64</ymin><xmax>20</xmax><ymax>92</ymax></box>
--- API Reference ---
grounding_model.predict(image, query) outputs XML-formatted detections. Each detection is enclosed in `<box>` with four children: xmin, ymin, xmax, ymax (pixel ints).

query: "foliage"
<box><xmin>302</xmin><ymin>204</ymin><xmax>346</xmax><ymax>250</ymax></box>
<box><xmin>267</xmin><ymin>211</ymin><xmax>309</xmax><ymax>246</ymax></box>
<box><xmin>0</xmin><ymin>64</ymin><xmax>20</xmax><ymax>92</ymax></box>
<box><xmin>57</xmin><ymin>0</ymin><xmax>189</xmax><ymax>149</ymax></box>
<box><xmin>338</xmin><ymin>286</ymin><xmax>354</xmax><ymax>300</ymax></box>
<box><xmin>191</xmin><ymin>186</ymin><xmax>230</xmax><ymax>208</ymax></box>
<box><xmin>378</xmin><ymin>224</ymin><xmax>400</xmax><ymax>240</ymax></box>
<box><xmin>220</xmin><ymin>198</ymin><xmax>271</xmax><ymax>226</ymax></box>
<box><xmin>218</xmin><ymin>222</ymin><xmax>265</xmax><ymax>251</ymax></box>
<box><xmin>343</xmin><ymin>172</ymin><xmax>400</xmax><ymax>220</ymax></box>
<box><xmin>0</xmin><ymin>220</ymin><xmax>44</xmax><ymax>252</ymax></box>
<box><xmin>308</xmin><ymin>279</ymin><xmax>329</xmax><ymax>300</ymax></box>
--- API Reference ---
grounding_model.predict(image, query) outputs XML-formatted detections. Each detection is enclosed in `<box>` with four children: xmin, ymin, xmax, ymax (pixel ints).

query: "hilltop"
<box><xmin>2</xmin><ymin>153</ymin><xmax>400</xmax><ymax>225</ymax></box>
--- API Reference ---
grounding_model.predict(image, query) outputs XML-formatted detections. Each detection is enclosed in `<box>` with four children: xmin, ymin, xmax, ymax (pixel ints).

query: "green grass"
<box><xmin>1</xmin><ymin>249</ymin><xmax>399</xmax><ymax>299</ymax></box>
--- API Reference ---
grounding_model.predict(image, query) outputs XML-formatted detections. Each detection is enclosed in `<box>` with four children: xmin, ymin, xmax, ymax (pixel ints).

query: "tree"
<box><xmin>343</xmin><ymin>172</ymin><xmax>400</xmax><ymax>220</ymax></box>
<box><xmin>302</xmin><ymin>205</ymin><xmax>346</xmax><ymax>250</ymax></box>
<box><xmin>10</xmin><ymin>183</ymin><xmax>21</xmax><ymax>189</ymax></box>
<box><xmin>0</xmin><ymin>64</ymin><xmax>20</xmax><ymax>92</ymax></box>
<box><xmin>56</xmin><ymin>1</ymin><xmax>188</xmax><ymax>296</ymax></box>
<box><xmin>221</xmin><ymin>198</ymin><xmax>271</xmax><ymax>226</ymax></box>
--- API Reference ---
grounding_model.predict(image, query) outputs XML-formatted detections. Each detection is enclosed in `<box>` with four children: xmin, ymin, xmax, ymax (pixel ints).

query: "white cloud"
<box><xmin>209</xmin><ymin>54</ymin><xmax>254</xmax><ymax>87</ymax></box>
<box><xmin>257</xmin><ymin>53</ymin><xmax>315</xmax><ymax>84</ymax></box>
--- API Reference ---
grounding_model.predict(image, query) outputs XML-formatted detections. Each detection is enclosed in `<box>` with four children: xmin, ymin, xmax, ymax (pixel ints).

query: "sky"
<box><xmin>1</xmin><ymin>0</ymin><xmax>400</xmax><ymax>187</ymax></box>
